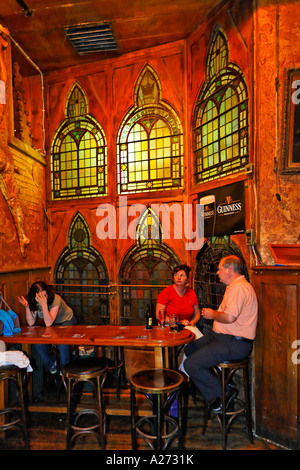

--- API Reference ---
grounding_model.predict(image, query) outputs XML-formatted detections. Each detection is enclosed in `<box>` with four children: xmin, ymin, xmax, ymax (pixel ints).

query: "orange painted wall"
<box><xmin>0</xmin><ymin>0</ymin><xmax>299</xmax><ymax>282</ymax></box>
<box><xmin>254</xmin><ymin>1</ymin><xmax>300</xmax><ymax>264</ymax></box>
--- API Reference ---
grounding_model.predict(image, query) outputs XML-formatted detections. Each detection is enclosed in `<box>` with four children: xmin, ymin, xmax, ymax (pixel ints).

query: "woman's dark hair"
<box><xmin>27</xmin><ymin>281</ymin><xmax>55</xmax><ymax>311</ymax></box>
<box><xmin>172</xmin><ymin>264</ymin><xmax>192</xmax><ymax>278</ymax></box>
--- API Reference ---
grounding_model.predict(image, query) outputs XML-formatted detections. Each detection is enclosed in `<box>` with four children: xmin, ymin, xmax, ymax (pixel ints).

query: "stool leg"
<box><xmin>65</xmin><ymin>377</ymin><xmax>72</xmax><ymax>450</ymax></box>
<box><xmin>130</xmin><ymin>385</ymin><xmax>137</xmax><ymax>450</ymax></box>
<box><xmin>17</xmin><ymin>371</ymin><xmax>29</xmax><ymax>449</ymax></box>
<box><xmin>177</xmin><ymin>389</ymin><xmax>183</xmax><ymax>450</ymax></box>
<box><xmin>156</xmin><ymin>394</ymin><xmax>162</xmax><ymax>450</ymax></box>
<box><xmin>243</xmin><ymin>366</ymin><xmax>253</xmax><ymax>444</ymax></box>
<box><xmin>221</xmin><ymin>367</ymin><xmax>227</xmax><ymax>451</ymax></box>
<box><xmin>113</xmin><ymin>347</ymin><xmax>121</xmax><ymax>401</ymax></box>
<box><xmin>202</xmin><ymin>401</ymin><xmax>209</xmax><ymax>436</ymax></box>
<box><xmin>96</xmin><ymin>375</ymin><xmax>105</xmax><ymax>449</ymax></box>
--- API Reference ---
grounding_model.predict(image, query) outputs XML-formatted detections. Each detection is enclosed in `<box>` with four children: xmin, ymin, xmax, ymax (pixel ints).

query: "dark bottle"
<box><xmin>145</xmin><ymin>304</ymin><xmax>152</xmax><ymax>330</ymax></box>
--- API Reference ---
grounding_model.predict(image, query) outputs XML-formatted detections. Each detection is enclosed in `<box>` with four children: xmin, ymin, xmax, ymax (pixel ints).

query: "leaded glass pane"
<box><xmin>118</xmin><ymin>115</ymin><xmax>182</xmax><ymax>193</ymax></box>
<box><xmin>51</xmin><ymin>115</ymin><xmax>107</xmax><ymax>199</ymax></box>
<box><xmin>119</xmin><ymin>207</ymin><xmax>179</xmax><ymax>325</ymax></box>
<box><xmin>118</xmin><ymin>66</ymin><xmax>183</xmax><ymax>194</ymax></box>
<box><xmin>194</xmin><ymin>239</ymin><xmax>248</xmax><ymax>332</ymax></box>
<box><xmin>67</xmin><ymin>84</ymin><xmax>88</xmax><ymax>118</ymax></box>
<box><xmin>55</xmin><ymin>213</ymin><xmax>109</xmax><ymax>324</ymax></box>
<box><xmin>51</xmin><ymin>83</ymin><xmax>106</xmax><ymax>200</ymax></box>
<box><xmin>193</xmin><ymin>30</ymin><xmax>248</xmax><ymax>183</ymax></box>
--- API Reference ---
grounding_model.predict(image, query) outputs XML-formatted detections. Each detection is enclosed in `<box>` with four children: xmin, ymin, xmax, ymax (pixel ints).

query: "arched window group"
<box><xmin>51</xmin><ymin>28</ymin><xmax>248</xmax><ymax>198</ymax></box>
<box><xmin>52</xmin><ymin>27</ymin><xmax>250</xmax><ymax>326</ymax></box>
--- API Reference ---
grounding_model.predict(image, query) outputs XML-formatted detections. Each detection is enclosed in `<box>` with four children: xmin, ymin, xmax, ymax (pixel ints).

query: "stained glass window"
<box><xmin>51</xmin><ymin>83</ymin><xmax>107</xmax><ymax>200</ymax></box>
<box><xmin>193</xmin><ymin>28</ymin><xmax>248</xmax><ymax>183</ymax></box>
<box><xmin>54</xmin><ymin>212</ymin><xmax>109</xmax><ymax>324</ymax></box>
<box><xmin>117</xmin><ymin>65</ymin><xmax>183</xmax><ymax>194</ymax></box>
<box><xmin>194</xmin><ymin>238</ymin><xmax>248</xmax><ymax>333</ymax></box>
<box><xmin>119</xmin><ymin>207</ymin><xmax>179</xmax><ymax>325</ymax></box>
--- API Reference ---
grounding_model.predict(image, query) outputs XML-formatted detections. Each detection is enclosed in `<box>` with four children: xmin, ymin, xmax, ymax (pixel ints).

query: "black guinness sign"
<box><xmin>198</xmin><ymin>181</ymin><xmax>245</xmax><ymax>237</ymax></box>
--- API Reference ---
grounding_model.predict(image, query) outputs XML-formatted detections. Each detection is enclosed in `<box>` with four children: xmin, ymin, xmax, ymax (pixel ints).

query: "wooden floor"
<box><xmin>0</xmin><ymin>379</ymin><xmax>285</xmax><ymax>452</ymax></box>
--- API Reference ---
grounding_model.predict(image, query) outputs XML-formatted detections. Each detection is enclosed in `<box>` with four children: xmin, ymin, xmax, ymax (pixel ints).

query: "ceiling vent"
<box><xmin>64</xmin><ymin>23</ymin><xmax>118</xmax><ymax>54</ymax></box>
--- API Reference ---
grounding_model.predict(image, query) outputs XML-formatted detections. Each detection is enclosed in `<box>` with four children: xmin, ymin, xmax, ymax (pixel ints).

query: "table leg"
<box><xmin>154</xmin><ymin>346</ymin><xmax>169</xmax><ymax>369</ymax></box>
<box><xmin>154</xmin><ymin>346</ymin><xmax>163</xmax><ymax>368</ymax></box>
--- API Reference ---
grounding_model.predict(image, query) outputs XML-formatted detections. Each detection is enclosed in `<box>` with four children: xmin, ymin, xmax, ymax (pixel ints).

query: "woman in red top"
<box><xmin>156</xmin><ymin>265</ymin><xmax>200</xmax><ymax>326</ymax></box>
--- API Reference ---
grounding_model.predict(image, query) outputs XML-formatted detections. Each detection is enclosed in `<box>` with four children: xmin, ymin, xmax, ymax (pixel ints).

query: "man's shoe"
<box><xmin>49</xmin><ymin>361</ymin><xmax>57</xmax><ymax>374</ymax></box>
<box><xmin>208</xmin><ymin>397</ymin><xmax>222</xmax><ymax>413</ymax></box>
<box><xmin>208</xmin><ymin>387</ymin><xmax>238</xmax><ymax>414</ymax></box>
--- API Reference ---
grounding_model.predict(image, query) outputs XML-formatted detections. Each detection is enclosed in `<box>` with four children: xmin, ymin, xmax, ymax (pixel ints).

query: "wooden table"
<box><xmin>1</xmin><ymin>325</ymin><xmax>194</xmax><ymax>415</ymax></box>
<box><xmin>1</xmin><ymin>324</ymin><xmax>194</xmax><ymax>368</ymax></box>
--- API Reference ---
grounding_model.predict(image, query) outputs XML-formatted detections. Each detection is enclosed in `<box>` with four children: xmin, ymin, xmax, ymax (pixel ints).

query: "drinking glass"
<box><xmin>158</xmin><ymin>309</ymin><xmax>166</xmax><ymax>329</ymax></box>
<box><xmin>169</xmin><ymin>314</ymin><xmax>178</xmax><ymax>333</ymax></box>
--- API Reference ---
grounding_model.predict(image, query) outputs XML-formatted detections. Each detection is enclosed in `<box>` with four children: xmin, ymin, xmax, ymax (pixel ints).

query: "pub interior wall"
<box><xmin>253</xmin><ymin>0</ymin><xmax>300</xmax><ymax>264</ymax></box>
<box><xmin>0</xmin><ymin>0</ymin><xmax>299</xmax><ymax>316</ymax></box>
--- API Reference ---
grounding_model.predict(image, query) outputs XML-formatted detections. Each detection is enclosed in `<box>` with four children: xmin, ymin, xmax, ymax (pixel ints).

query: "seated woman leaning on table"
<box><xmin>156</xmin><ymin>264</ymin><xmax>200</xmax><ymax>328</ymax></box>
<box><xmin>18</xmin><ymin>281</ymin><xmax>77</xmax><ymax>374</ymax></box>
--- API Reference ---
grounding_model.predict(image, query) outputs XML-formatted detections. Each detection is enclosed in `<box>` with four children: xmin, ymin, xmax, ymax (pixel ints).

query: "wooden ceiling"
<box><xmin>0</xmin><ymin>0</ymin><xmax>221</xmax><ymax>75</ymax></box>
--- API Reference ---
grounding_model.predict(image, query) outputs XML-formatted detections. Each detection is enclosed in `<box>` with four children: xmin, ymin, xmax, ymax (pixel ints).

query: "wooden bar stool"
<box><xmin>95</xmin><ymin>346</ymin><xmax>126</xmax><ymax>401</ymax></box>
<box><xmin>0</xmin><ymin>365</ymin><xmax>29</xmax><ymax>449</ymax></box>
<box><xmin>130</xmin><ymin>368</ymin><xmax>184</xmax><ymax>450</ymax></box>
<box><xmin>62</xmin><ymin>357</ymin><xmax>107</xmax><ymax>450</ymax></box>
<box><xmin>202</xmin><ymin>357</ymin><xmax>253</xmax><ymax>450</ymax></box>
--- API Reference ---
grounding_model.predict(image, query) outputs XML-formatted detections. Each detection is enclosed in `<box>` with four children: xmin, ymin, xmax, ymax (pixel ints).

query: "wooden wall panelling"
<box><xmin>0</xmin><ymin>267</ymin><xmax>51</xmax><ymax>325</ymax></box>
<box><xmin>253</xmin><ymin>266</ymin><xmax>300</xmax><ymax>449</ymax></box>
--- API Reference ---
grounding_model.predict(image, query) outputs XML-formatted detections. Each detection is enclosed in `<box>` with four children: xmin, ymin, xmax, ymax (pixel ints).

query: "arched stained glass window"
<box><xmin>194</xmin><ymin>237</ymin><xmax>248</xmax><ymax>333</ymax></box>
<box><xmin>119</xmin><ymin>206</ymin><xmax>179</xmax><ymax>325</ymax></box>
<box><xmin>117</xmin><ymin>65</ymin><xmax>183</xmax><ymax>194</ymax></box>
<box><xmin>193</xmin><ymin>27</ymin><xmax>248</xmax><ymax>183</ymax></box>
<box><xmin>54</xmin><ymin>212</ymin><xmax>109</xmax><ymax>325</ymax></box>
<box><xmin>51</xmin><ymin>82</ymin><xmax>107</xmax><ymax>200</ymax></box>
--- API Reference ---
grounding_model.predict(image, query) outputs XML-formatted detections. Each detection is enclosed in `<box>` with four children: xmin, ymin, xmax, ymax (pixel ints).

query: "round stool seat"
<box><xmin>63</xmin><ymin>357</ymin><xmax>107</xmax><ymax>378</ymax></box>
<box><xmin>130</xmin><ymin>368</ymin><xmax>184</xmax><ymax>450</ymax></box>
<box><xmin>131</xmin><ymin>369</ymin><xmax>183</xmax><ymax>394</ymax></box>
<box><xmin>0</xmin><ymin>364</ymin><xmax>19</xmax><ymax>376</ymax></box>
<box><xmin>219</xmin><ymin>358</ymin><xmax>249</xmax><ymax>366</ymax></box>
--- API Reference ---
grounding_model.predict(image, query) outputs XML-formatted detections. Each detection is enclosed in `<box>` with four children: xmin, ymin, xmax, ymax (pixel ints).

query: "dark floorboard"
<box><xmin>0</xmin><ymin>383</ymin><xmax>284</xmax><ymax>452</ymax></box>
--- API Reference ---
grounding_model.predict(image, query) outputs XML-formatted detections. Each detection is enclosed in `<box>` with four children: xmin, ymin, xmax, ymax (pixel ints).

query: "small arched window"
<box><xmin>193</xmin><ymin>27</ymin><xmax>249</xmax><ymax>183</ymax></box>
<box><xmin>117</xmin><ymin>65</ymin><xmax>183</xmax><ymax>194</ymax></box>
<box><xmin>51</xmin><ymin>82</ymin><xmax>107</xmax><ymax>200</ymax></box>
<box><xmin>54</xmin><ymin>212</ymin><xmax>109</xmax><ymax>324</ymax></box>
<box><xmin>119</xmin><ymin>206</ymin><xmax>179</xmax><ymax>325</ymax></box>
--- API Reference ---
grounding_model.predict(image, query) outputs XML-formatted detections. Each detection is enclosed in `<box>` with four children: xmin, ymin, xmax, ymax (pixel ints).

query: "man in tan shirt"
<box><xmin>184</xmin><ymin>255</ymin><xmax>258</xmax><ymax>413</ymax></box>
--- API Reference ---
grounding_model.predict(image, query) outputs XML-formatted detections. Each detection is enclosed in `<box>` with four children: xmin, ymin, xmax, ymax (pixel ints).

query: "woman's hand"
<box><xmin>35</xmin><ymin>291</ymin><xmax>47</xmax><ymax>308</ymax></box>
<box><xmin>18</xmin><ymin>296</ymin><xmax>28</xmax><ymax>307</ymax></box>
<box><xmin>181</xmin><ymin>319</ymin><xmax>190</xmax><ymax>326</ymax></box>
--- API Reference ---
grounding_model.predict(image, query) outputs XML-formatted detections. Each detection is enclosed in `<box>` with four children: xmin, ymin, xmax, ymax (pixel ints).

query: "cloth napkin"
<box><xmin>0</xmin><ymin>350</ymin><xmax>33</xmax><ymax>371</ymax></box>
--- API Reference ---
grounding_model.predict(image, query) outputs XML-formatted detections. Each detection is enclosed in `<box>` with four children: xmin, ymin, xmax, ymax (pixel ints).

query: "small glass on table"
<box><xmin>157</xmin><ymin>309</ymin><xmax>166</xmax><ymax>329</ymax></box>
<box><xmin>169</xmin><ymin>314</ymin><xmax>179</xmax><ymax>333</ymax></box>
